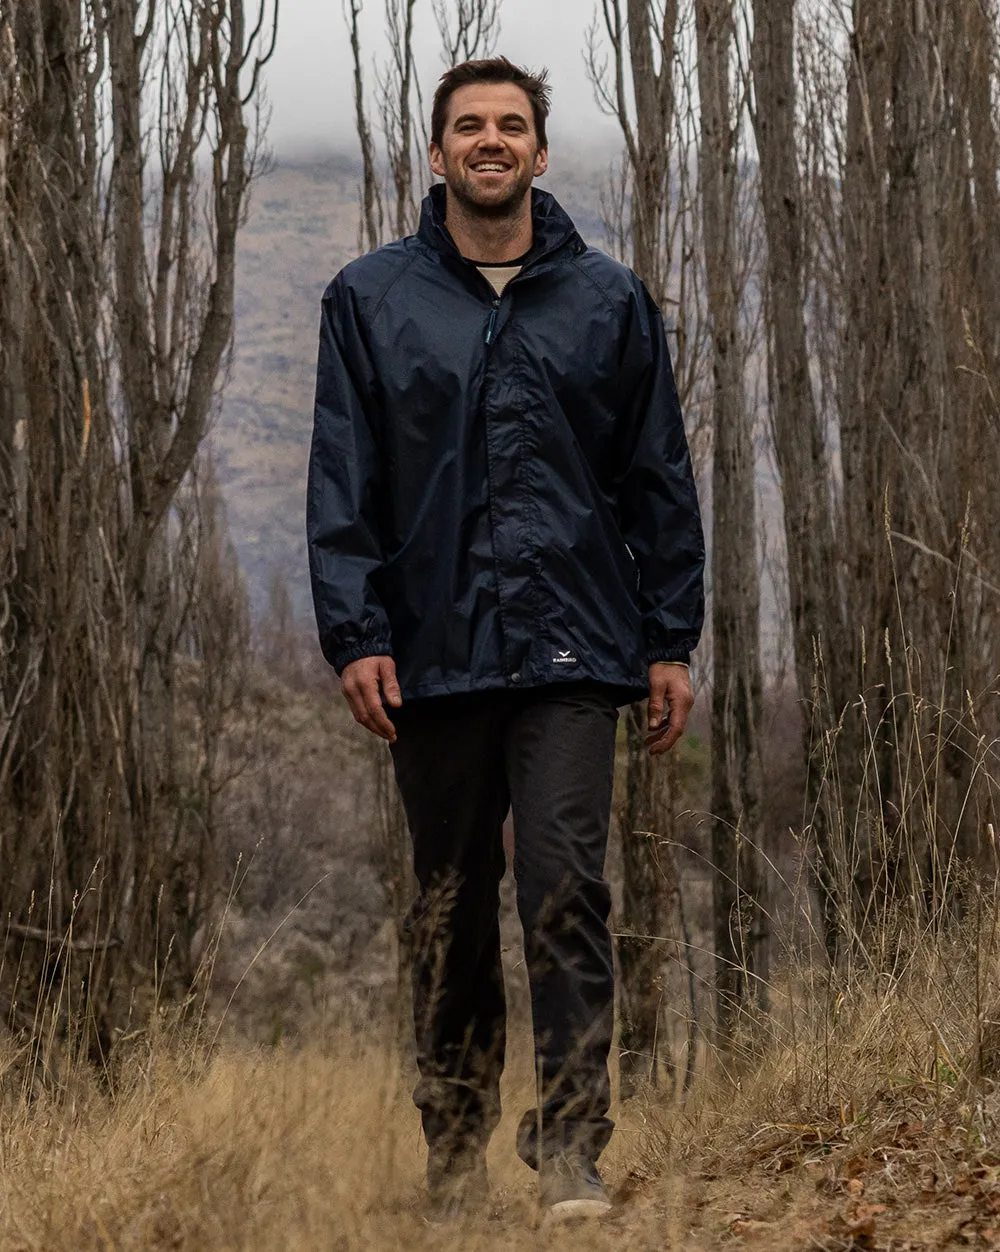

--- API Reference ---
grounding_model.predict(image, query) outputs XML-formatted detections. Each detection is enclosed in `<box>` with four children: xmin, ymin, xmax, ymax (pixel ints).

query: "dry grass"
<box><xmin>0</xmin><ymin>1024</ymin><xmax>697</xmax><ymax>1251</ymax></box>
<box><xmin>5</xmin><ymin>927</ymin><xmax>1000</xmax><ymax>1252</ymax></box>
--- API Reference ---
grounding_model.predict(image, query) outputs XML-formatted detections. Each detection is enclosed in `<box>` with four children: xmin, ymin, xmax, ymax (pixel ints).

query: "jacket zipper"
<box><xmin>479</xmin><ymin>253</ymin><xmax>553</xmax><ymax>345</ymax></box>
<box><xmin>484</xmin><ymin>297</ymin><xmax>500</xmax><ymax>346</ymax></box>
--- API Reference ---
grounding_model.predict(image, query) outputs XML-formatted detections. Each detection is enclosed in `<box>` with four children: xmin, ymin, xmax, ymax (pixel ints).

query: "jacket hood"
<box><xmin>417</xmin><ymin>183</ymin><xmax>583</xmax><ymax>267</ymax></box>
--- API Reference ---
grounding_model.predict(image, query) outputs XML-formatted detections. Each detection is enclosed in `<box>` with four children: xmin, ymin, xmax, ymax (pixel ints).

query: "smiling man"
<box><xmin>307</xmin><ymin>58</ymin><xmax>704</xmax><ymax>1221</ymax></box>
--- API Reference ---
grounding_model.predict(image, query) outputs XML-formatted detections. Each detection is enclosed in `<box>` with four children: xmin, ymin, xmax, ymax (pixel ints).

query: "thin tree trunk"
<box><xmin>587</xmin><ymin>0</ymin><xmax>700</xmax><ymax>1092</ymax></box>
<box><xmin>751</xmin><ymin>0</ymin><xmax>845</xmax><ymax>960</ymax></box>
<box><xmin>618</xmin><ymin>708</ymin><xmax>693</xmax><ymax>1094</ymax></box>
<box><xmin>696</xmin><ymin>0</ymin><xmax>767</xmax><ymax>1039</ymax></box>
<box><xmin>348</xmin><ymin>0</ymin><xmax>384</xmax><ymax>253</ymax></box>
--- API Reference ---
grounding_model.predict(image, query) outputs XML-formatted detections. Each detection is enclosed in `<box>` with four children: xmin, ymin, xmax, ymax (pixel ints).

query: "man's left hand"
<box><xmin>645</xmin><ymin>663</ymin><xmax>694</xmax><ymax>757</ymax></box>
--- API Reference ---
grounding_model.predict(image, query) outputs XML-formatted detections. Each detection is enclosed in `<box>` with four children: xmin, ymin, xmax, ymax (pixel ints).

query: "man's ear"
<box><xmin>534</xmin><ymin>147</ymin><xmax>549</xmax><ymax>178</ymax></box>
<box><xmin>429</xmin><ymin>142</ymin><xmax>445</xmax><ymax>178</ymax></box>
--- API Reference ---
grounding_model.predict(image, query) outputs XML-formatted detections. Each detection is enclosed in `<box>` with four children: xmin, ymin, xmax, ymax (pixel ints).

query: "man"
<box><xmin>308</xmin><ymin>57</ymin><xmax>704</xmax><ymax>1220</ymax></box>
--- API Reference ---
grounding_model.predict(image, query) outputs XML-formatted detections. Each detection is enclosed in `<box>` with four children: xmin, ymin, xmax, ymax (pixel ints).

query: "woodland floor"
<box><xmin>3</xmin><ymin>1021</ymin><xmax>1000</xmax><ymax>1251</ymax></box>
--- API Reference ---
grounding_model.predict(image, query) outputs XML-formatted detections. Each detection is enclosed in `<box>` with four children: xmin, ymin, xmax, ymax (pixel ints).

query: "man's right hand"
<box><xmin>341</xmin><ymin>655</ymin><xmax>402</xmax><ymax>743</ymax></box>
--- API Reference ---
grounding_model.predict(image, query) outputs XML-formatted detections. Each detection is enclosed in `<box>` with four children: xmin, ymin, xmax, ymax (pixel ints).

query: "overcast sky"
<box><xmin>264</xmin><ymin>0</ymin><xmax>621</xmax><ymax>156</ymax></box>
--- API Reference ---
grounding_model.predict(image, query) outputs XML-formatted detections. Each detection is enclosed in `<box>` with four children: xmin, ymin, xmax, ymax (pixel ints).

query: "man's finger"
<box><xmin>648</xmin><ymin>686</ymin><xmax>666</xmax><ymax>731</ymax></box>
<box><xmin>363</xmin><ymin>682</ymin><xmax>397</xmax><ymax>741</ymax></box>
<box><xmin>344</xmin><ymin>674</ymin><xmax>386</xmax><ymax>738</ymax></box>
<box><xmin>342</xmin><ymin>679</ymin><xmax>367</xmax><ymax>726</ymax></box>
<box><xmin>649</xmin><ymin>722</ymin><xmax>684</xmax><ymax>756</ymax></box>
<box><xmin>351</xmin><ymin>699</ymin><xmax>382</xmax><ymax>738</ymax></box>
<box><xmin>666</xmin><ymin>689</ymin><xmax>692</xmax><ymax>736</ymax></box>
<box><xmin>380</xmin><ymin>657</ymin><xmax>403</xmax><ymax>709</ymax></box>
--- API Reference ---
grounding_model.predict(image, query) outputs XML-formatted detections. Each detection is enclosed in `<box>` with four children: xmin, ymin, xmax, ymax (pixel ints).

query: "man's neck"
<box><xmin>444</xmin><ymin>187</ymin><xmax>534</xmax><ymax>263</ymax></box>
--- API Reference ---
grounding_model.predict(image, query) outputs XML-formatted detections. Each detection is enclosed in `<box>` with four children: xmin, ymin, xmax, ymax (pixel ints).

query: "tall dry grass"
<box><xmin>4</xmin><ymin>916</ymin><xmax>1000</xmax><ymax>1249</ymax></box>
<box><xmin>0</xmin><ymin>1018</ymin><xmax>704</xmax><ymax>1250</ymax></box>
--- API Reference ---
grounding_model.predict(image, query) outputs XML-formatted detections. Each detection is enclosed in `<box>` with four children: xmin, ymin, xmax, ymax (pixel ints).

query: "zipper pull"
<box><xmin>484</xmin><ymin>300</ymin><xmax>500</xmax><ymax>346</ymax></box>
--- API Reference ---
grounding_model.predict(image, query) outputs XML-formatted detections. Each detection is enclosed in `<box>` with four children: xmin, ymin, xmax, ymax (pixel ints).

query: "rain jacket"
<box><xmin>307</xmin><ymin>185</ymin><xmax>705</xmax><ymax>702</ymax></box>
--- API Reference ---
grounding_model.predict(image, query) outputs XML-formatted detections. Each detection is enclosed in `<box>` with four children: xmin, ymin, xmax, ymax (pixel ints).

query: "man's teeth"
<box><xmin>474</xmin><ymin>163</ymin><xmax>508</xmax><ymax>171</ymax></box>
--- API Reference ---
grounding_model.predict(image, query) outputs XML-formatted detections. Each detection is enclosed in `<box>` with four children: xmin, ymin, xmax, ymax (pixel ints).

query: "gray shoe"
<box><xmin>539</xmin><ymin>1152</ymin><xmax>612</xmax><ymax>1222</ymax></box>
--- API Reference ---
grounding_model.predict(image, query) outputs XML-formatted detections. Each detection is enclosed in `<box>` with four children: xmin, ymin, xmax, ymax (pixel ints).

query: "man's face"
<box><xmin>430</xmin><ymin>82</ymin><xmax>549</xmax><ymax>216</ymax></box>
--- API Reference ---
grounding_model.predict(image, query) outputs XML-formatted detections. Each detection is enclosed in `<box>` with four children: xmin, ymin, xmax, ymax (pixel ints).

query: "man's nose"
<box><xmin>479</xmin><ymin>123</ymin><xmax>505</xmax><ymax>148</ymax></box>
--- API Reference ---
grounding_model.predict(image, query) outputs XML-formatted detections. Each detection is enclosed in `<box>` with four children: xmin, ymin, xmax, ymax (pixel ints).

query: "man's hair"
<box><xmin>431</xmin><ymin>57</ymin><xmax>551</xmax><ymax>149</ymax></box>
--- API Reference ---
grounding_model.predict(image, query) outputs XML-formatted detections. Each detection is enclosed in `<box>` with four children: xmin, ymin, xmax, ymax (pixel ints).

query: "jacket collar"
<box><xmin>417</xmin><ymin>183</ymin><xmax>583</xmax><ymax>269</ymax></box>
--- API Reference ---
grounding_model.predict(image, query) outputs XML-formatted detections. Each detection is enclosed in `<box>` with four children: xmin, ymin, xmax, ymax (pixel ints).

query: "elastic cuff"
<box><xmin>646</xmin><ymin>647</ymin><xmax>691</xmax><ymax>666</ymax></box>
<box><xmin>330</xmin><ymin>639</ymin><xmax>392</xmax><ymax>676</ymax></box>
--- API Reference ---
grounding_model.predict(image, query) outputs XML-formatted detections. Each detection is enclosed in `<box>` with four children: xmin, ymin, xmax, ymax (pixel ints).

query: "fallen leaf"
<box><xmin>731</xmin><ymin>1219</ymin><xmax>776</xmax><ymax>1239</ymax></box>
<box><xmin>827</xmin><ymin>1213</ymin><xmax>878</xmax><ymax>1249</ymax></box>
<box><xmin>853</xmin><ymin>1203</ymin><xmax>889</xmax><ymax>1221</ymax></box>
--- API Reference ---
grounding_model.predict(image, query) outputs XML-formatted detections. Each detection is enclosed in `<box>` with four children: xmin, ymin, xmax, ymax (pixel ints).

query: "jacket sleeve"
<box><xmin>616</xmin><ymin>281</ymin><xmax>706</xmax><ymax>666</ymax></box>
<box><xmin>307</xmin><ymin>275</ymin><xmax>392</xmax><ymax>675</ymax></box>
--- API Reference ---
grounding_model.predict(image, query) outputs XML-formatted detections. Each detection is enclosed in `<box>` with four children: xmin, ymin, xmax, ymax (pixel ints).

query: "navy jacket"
<box><xmin>307</xmin><ymin>186</ymin><xmax>704</xmax><ymax>701</ymax></box>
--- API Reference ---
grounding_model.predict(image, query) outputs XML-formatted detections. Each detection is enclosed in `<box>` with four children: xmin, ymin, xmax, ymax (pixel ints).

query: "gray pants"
<box><xmin>389</xmin><ymin>681</ymin><xmax>619</xmax><ymax>1168</ymax></box>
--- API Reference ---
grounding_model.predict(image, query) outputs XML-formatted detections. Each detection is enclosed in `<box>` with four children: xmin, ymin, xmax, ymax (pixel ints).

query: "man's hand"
<box><xmin>645</xmin><ymin>663</ymin><xmax>694</xmax><ymax>757</ymax></box>
<box><xmin>341</xmin><ymin>655</ymin><xmax>402</xmax><ymax>743</ymax></box>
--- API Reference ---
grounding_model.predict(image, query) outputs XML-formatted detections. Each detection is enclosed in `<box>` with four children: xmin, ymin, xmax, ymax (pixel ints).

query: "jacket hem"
<box><xmin>396</xmin><ymin>669</ymin><xmax>649</xmax><ymax>705</ymax></box>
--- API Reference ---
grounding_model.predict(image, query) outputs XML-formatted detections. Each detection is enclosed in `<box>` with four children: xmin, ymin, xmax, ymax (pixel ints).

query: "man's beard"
<box><xmin>445</xmin><ymin>162</ymin><xmax>534</xmax><ymax>219</ymax></box>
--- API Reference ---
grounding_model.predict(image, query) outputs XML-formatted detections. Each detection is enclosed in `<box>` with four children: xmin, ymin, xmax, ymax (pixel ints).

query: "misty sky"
<box><xmin>264</xmin><ymin>0</ymin><xmax>621</xmax><ymax>156</ymax></box>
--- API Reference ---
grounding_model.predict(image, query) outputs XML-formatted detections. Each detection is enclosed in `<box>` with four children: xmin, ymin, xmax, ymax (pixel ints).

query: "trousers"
<box><xmin>389</xmin><ymin>681</ymin><xmax>619</xmax><ymax>1168</ymax></box>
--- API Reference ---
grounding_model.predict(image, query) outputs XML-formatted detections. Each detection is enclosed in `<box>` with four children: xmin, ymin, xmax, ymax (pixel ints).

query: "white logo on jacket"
<box><xmin>552</xmin><ymin>650</ymin><xmax>578</xmax><ymax>664</ymax></box>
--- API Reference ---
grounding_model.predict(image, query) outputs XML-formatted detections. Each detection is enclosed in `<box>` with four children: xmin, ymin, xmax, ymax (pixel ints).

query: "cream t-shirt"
<box><xmin>477</xmin><ymin>263</ymin><xmax>523</xmax><ymax>297</ymax></box>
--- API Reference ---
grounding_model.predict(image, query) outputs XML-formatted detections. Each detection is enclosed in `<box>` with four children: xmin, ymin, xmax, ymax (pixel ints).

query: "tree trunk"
<box><xmin>696</xmin><ymin>0</ymin><xmax>767</xmax><ymax>1039</ymax></box>
<box><xmin>751</xmin><ymin>0</ymin><xmax>846</xmax><ymax>959</ymax></box>
<box><xmin>618</xmin><ymin>708</ymin><xmax>694</xmax><ymax>1095</ymax></box>
<box><xmin>586</xmin><ymin>0</ymin><xmax>701</xmax><ymax>1091</ymax></box>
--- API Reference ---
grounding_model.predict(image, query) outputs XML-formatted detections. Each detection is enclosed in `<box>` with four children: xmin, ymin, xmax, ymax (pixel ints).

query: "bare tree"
<box><xmin>0</xmin><ymin>0</ymin><xmax>275</xmax><ymax>1052</ymax></box>
<box><xmin>587</xmin><ymin>0</ymin><xmax>678</xmax><ymax>313</ymax></box>
<box><xmin>171</xmin><ymin>456</ymin><xmax>252</xmax><ymax>985</ymax></box>
<box><xmin>748</xmin><ymin>0</ymin><xmax>848</xmax><ymax>957</ymax></box>
<box><xmin>696</xmin><ymin>0</ymin><xmax>767</xmax><ymax>1038</ymax></box>
<box><xmin>750</xmin><ymin>0</ymin><xmax>1000</xmax><ymax>954</ymax></box>
<box><xmin>348</xmin><ymin>0</ymin><xmax>502</xmax><ymax>251</ymax></box>
<box><xmin>837</xmin><ymin>0</ymin><xmax>1000</xmax><ymax>920</ymax></box>
<box><xmin>347</xmin><ymin>0</ymin><xmax>385</xmax><ymax>253</ymax></box>
<box><xmin>587</xmin><ymin>0</ymin><xmax>709</xmax><ymax>1095</ymax></box>
<box><xmin>434</xmin><ymin>0</ymin><xmax>500</xmax><ymax>64</ymax></box>
<box><xmin>377</xmin><ymin>0</ymin><xmax>421</xmax><ymax>238</ymax></box>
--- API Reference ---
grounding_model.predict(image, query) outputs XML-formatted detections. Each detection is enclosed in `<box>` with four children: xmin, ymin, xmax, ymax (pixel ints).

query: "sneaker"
<box><xmin>426</xmin><ymin>1144</ymin><xmax>490</xmax><ymax>1221</ymax></box>
<box><xmin>539</xmin><ymin>1152</ymin><xmax>612</xmax><ymax>1222</ymax></box>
